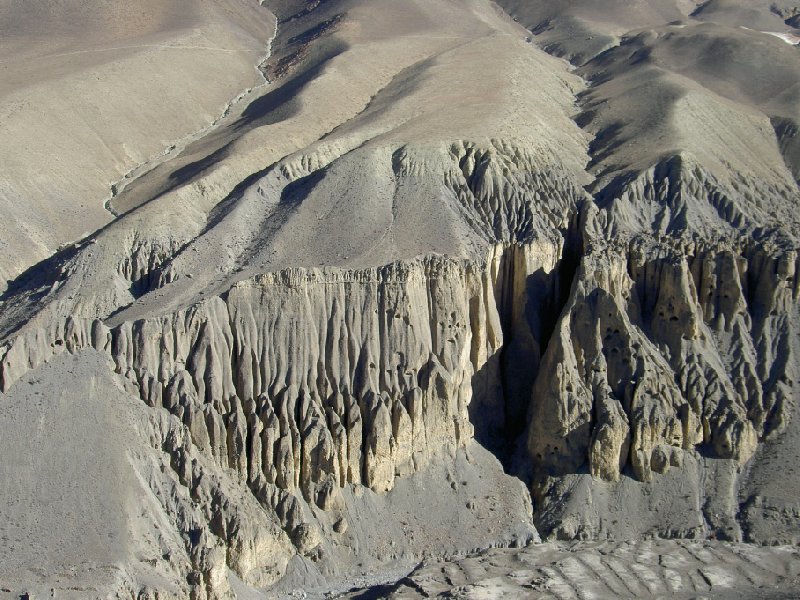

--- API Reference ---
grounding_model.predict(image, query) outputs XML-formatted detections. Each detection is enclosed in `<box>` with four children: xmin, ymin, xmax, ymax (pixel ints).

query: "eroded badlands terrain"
<box><xmin>1</xmin><ymin>0</ymin><xmax>800</xmax><ymax>598</ymax></box>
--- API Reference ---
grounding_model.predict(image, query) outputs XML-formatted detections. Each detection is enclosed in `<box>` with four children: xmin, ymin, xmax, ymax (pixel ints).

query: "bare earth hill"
<box><xmin>1</xmin><ymin>0</ymin><xmax>800</xmax><ymax>598</ymax></box>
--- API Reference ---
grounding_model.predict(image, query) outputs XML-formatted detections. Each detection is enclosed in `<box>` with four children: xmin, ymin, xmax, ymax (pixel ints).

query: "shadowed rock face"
<box><xmin>1</xmin><ymin>0</ymin><xmax>800</xmax><ymax>598</ymax></box>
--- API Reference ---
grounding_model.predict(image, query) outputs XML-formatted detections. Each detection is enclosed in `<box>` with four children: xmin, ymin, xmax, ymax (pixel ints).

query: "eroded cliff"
<box><xmin>1</xmin><ymin>0</ymin><xmax>800</xmax><ymax>598</ymax></box>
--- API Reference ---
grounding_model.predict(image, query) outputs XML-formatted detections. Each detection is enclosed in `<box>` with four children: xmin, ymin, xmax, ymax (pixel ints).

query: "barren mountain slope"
<box><xmin>0</xmin><ymin>0</ymin><xmax>799</xmax><ymax>598</ymax></box>
<box><xmin>0</xmin><ymin>0</ymin><xmax>274</xmax><ymax>289</ymax></box>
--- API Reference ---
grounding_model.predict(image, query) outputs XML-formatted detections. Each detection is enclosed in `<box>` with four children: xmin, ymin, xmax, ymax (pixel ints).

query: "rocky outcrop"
<box><xmin>2</xmin><ymin>124</ymin><xmax>798</xmax><ymax>561</ymax></box>
<box><xmin>0</xmin><ymin>243</ymin><xmax>564</xmax><ymax>488</ymax></box>
<box><xmin>116</xmin><ymin>259</ymin><xmax>485</xmax><ymax>500</ymax></box>
<box><xmin>444</xmin><ymin>139</ymin><xmax>581</xmax><ymax>242</ymax></box>
<box><xmin>0</xmin><ymin>242</ymin><xmax>563</xmax><ymax>586</ymax></box>
<box><xmin>5</xmin><ymin>203</ymin><xmax>796</xmax><ymax>541</ymax></box>
<box><xmin>6</xmin><ymin>0</ymin><xmax>800</xmax><ymax>597</ymax></box>
<box><xmin>593</xmin><ymin>154</ymin><xmax>799</xmax><ymax>239</ymax></box>
<box><xmin>527</xmin><ymin>209</ymin><xmax>798</xmax><ymax>488</ymax></box>
<box><xmin>144</xmin><ymin>406</ymin><xmax>298</xmax><ymax>597</ymax></box>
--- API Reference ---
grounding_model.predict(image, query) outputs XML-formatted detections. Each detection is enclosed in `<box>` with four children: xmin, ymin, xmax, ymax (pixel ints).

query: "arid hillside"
<box><xmin>1</xmin><ymin>1</ymin><xmax>799</xmax><ymax>598</ymax></box>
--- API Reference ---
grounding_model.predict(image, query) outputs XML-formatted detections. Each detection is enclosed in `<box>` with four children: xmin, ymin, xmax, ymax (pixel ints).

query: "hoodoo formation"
<box><xmin>1</xmin><ymin>1</ymin><xmax>799</xmax><ymax>598</ymax></box>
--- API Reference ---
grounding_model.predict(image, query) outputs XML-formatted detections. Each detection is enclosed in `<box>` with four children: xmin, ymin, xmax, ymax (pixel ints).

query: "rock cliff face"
<box><xmin>2</xmin><ymin>165</ymin><xmax>797</xmax><ymax>592</ymax></box>
<box><xmin>0</xmin><ymin>245</ymin><xmax>554</xmax><ymax>595</ymax></box>
<box><xmin>530</xmin><ymin>229</ymin><xmax>798</xmax><ymax>485</ymax></box>
<box><xmin>2</xmin><ymin>0</ymin><xmax>800</xmax><ymax>597</ymax></box>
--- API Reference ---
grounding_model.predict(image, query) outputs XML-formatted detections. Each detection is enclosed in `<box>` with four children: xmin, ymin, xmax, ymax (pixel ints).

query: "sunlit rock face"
<box><xmin>2</xmin><ymin>0</ymin><xmax>800</xmax><ymax>597</ymax></box>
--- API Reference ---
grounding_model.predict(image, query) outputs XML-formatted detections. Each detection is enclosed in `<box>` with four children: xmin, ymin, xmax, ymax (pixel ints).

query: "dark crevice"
<box><xmin>469</xmin><ymin>207</ymin><xmax>585</xmax><ymax>472</ymax></box>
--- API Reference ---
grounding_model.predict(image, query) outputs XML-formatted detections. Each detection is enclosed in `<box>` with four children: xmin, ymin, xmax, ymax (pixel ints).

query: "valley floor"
<box><xmin>333</xmin><ymin>539</ymin><xmax>800</xmax><ymax>599</ymax></box>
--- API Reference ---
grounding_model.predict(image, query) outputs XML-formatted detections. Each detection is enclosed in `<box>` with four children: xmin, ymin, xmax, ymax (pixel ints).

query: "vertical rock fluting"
<box><xmin>2</xmin><ymin>216</ymin><xmax>795</xmax><ymax>540</ymax></box>
<box><xmin>1</xmin><ymin>123</ymin><xmax>798</xmax><ymax>586</ymax></box>
<box><xmin>114</xmin><ymin>243</ymin><xmax>576</xmax><ymax>498</ymax></box>
<box><xmin>1</xmin><ymin>197</ymin><xmax>796</xmax><ymax>552</ymax></box>
<box><xmin>526</xmin><ymin>223</ymin><xmax>798</xmax><ymax>487</ymax></box>
<box><xmin>114</xmin><ymin>259</ymin><xmax>485</xmax><ymax>501</ymax></box>
<box><xmin>0</xmin><ymin>244</ymin><xmax>569</xmax><ymax>585</ymax></box>
<box><xmin>0</xmin><ymin>133</ymin><xmax>591</xmax><ymax>591</ymax></box>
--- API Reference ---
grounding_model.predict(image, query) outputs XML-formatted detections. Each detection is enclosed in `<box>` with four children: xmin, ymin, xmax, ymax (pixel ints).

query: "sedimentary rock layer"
<box><xmin>2</xmin><ymin>0</ymin><xmax>800</xmax><ymax>597</ymax></box>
